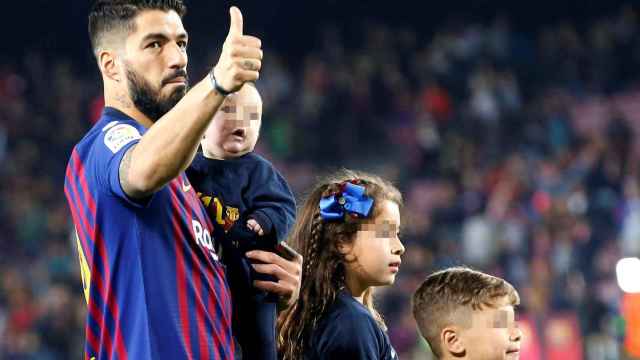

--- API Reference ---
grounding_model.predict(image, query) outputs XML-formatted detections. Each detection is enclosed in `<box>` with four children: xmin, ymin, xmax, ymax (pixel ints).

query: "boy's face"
<box><xmin>458</xmin><ymin>298</ymin><xmax>522</xmax><ymax>360</ymax></box>
<box><xmin>202</xmin><ymin>85</ymin><xmax>262</xmax><ymax>159</ymax></box>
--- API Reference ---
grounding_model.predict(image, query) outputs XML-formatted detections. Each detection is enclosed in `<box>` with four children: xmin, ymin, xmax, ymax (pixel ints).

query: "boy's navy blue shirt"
<box><xmin>306</xmin><ymin>291</ymin><xmax>399</xmax><ymax>360</ymax></box>
<box><xmin>186</xmin><ymin>151</ymin><xmax>296</xmax><ymax>360</ymax></box>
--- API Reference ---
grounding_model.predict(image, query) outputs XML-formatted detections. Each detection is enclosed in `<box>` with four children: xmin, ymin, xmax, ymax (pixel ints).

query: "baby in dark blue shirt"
<box><xmin>187</xmin><ymin>83</ymin><xmax>296</xmax><ymax>360</ymax></box>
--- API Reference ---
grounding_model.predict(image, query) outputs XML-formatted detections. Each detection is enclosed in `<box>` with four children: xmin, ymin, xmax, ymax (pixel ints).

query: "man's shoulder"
<box><xmin>76</xmin><ymin>113</ymin><xmax>142</xmax><ymax>151</ymax></box>
<box><xmin>67</xmin><ymin>110</ymin><xmax>144</xmax><ymax>189</ymax></box>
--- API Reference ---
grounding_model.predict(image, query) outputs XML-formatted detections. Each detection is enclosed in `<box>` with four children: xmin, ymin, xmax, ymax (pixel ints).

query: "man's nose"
<box><xmin>166</xmin><ymin>42</ymin><xmax>187</xmax><ymax>69</ymax></box>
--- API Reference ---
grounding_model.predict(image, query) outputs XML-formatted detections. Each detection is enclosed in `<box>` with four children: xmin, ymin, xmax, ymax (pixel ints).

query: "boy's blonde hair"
<box><xmin>412</xmin><ymin>267</ymin><xmax>520</xmax><ymax>357</ymax></box>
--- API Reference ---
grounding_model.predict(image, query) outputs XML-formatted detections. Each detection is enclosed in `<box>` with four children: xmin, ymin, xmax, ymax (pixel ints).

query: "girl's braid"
<box><xmin>304</xmin><ymin>212</ymin><xmax>324</xmax><ymax>277</ymax></box>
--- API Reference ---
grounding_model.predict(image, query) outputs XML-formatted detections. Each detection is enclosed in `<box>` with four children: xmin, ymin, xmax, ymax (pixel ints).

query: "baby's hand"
<box><xmin>247</xmin><ymin>218</ymin><xmax>264</xmax><ymax>236</ymax></box>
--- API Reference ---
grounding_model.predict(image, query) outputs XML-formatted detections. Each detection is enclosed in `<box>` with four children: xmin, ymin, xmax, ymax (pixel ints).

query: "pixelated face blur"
<box><xmin>459</xmin><ymin>297</ymin><xmax>522</xmax><ymax>360</ymax></box>
<box><xmin>344</xmin><ymin>200</ymin><xmax>404</xmax><ymax>288</ymax></box>
<box><xmin>122</xmin><ymin>10</ymin><xmax>189</xmax><ymax>121</ymax></box>
<box><xmin>202</xmin><ymin>85</ymin><xmax>262</xmax><ymax>159</ymax></box>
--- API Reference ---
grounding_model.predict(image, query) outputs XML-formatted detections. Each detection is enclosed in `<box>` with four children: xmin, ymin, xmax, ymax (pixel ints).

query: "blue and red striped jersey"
<box><xmin>63</xmin><ymin>107</ymin><xmax>235</xmax><ymax>360</ymax></box>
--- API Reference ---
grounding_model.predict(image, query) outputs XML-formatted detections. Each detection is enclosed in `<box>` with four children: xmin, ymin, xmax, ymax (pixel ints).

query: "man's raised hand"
<box><xmin>212</xmin><ymin>6</ymin><xmax>263</xmax><ymax>93</ymax></box>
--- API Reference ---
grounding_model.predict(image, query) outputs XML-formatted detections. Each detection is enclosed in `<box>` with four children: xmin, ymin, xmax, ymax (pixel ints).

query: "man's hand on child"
<box><xmin>246</xmin><ymin>219</ymin><xmax>264</xmax><ymax>236</ymax></box>
<box><xmin>246</xmin><ymin>249</ymin><xmax>303</xmax><ymax>308</ymax></box>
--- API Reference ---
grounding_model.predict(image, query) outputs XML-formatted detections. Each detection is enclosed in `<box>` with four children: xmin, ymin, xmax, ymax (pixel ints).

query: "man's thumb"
<box><xmin>227</xmin><ymin>6</ymin><xmax>243</xmax><ymax>37</ymax></box>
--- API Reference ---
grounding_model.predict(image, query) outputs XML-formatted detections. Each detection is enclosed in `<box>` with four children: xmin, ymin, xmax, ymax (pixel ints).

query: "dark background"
<box><xmin>1</xmin><ymin>1</ymin><xmax>632</xmax><ymax>68</ymax></box>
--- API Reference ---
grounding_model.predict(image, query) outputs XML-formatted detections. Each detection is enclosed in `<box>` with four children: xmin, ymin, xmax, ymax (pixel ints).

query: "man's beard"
<box><xmin>125</xmin><ymin>67</ymin><xmax>189</xmax><ymax>122</ymax></box>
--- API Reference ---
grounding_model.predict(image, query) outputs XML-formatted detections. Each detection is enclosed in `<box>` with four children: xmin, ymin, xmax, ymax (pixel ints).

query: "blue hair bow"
<box><xmin>319</xmin><ymin>182</ymin><xmax>374</xmax><ymax>221</ymax></box>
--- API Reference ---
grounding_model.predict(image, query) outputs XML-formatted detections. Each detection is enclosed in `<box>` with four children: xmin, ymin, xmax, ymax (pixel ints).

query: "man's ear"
<box><xmin>99</xmin><ymin>49</ymin><xmax>122</xmax><ymax>82</ymax></box>
<box><xmin>442</xmin><ymin>326</ymin><xmax>466</xmax><ymax>357</ymax></box>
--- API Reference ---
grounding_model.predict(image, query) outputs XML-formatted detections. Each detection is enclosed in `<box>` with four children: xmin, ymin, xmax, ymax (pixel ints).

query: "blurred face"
<box><xmin>122</xmin><ymin>10</ymin><xmax>189</xmax><ymax>121</ymax></box>
<box><xmin>458</xmin><ymin>298</ymin><xmax>522</xmax><ymax>360</ymax></box>
<box><xmin>202</xmin><ymin>85</ymin><xmax>262</xmax><ymax>159</ymax></box>
<box><xmin>343</xmin><ymin>200</ymin><xmax>405</xmax><ymax>290</ymax></box>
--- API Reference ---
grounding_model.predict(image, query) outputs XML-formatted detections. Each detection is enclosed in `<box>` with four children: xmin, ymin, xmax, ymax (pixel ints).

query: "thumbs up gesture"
<box><xmin>212</xmin><ymin>6</ymin><xmax>263</xmax><ymax>94</ymax></box>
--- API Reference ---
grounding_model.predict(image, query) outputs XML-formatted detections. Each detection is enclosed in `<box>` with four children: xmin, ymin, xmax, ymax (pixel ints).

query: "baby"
<box><xmin>186</xmin><ymin>83</ymin><xmax>296</xmax><ymax>360</ymax></box>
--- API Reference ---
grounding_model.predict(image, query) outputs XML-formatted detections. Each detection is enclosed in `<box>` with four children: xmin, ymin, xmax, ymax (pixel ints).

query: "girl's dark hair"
<box><xmin>277</xmin><ymin>169</ymin><xmax>402</xmax><ymax>360</ymax></box>
<box><xmin>88</xmin><ymin>0</ymin><xmax>187</xmax><ymax>54</ymax></box>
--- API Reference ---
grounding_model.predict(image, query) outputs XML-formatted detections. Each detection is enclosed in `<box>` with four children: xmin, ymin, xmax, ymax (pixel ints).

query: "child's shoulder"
<box><xmin>243</xmin><ymin>153</ymin><xmax>288</xmax><ymax>181</ymax></box>
<box><xmin>322</xmin><ymin>293</ymin><xmax>380</xmax><ymax>331</ymax></box>
<box><xmin>188</xmin><ymin>152</ymin><xmax>249</xmax><ymax>172</ymax></box>
<box><xmin>312</xmin><ymin>293</ymin><xmax>388</xmax><ymax>354</ymax></box>
<box><xmin>245</xmin><ymin>152</ymin><xmax>274</xmax><ymax>168</ymax></box>
<box><xmin>189</xmin><ymin>151</ymin><xmax>215</xmax><ymax>170</ymax></box>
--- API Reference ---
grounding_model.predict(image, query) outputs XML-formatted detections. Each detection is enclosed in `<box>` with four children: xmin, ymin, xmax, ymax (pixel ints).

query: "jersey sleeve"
<box><xmin>91</xmin><ymin>121</ymin><xmax>151</xmax><ymax>207</ymax></box>
<box><xmin>314</xmin><ymin>311</ymin><xmax>383</xmax><ymax>360</ymax></box>
<box><xmin>245</xmin><ymin>158</ymin><xmax>296</xmax><ymax>242</ymax></box>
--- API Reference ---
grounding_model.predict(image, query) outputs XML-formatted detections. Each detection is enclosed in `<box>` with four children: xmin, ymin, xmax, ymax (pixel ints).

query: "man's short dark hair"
<box><xmin>89</xmin><ymin>0</ymin><xmax>187</xmax><ymax>54</ymax></box>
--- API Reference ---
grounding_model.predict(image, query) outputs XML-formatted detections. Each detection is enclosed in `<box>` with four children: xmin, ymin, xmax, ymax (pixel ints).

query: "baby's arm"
<box><xmin>243</xmin><ymin>156</ymin><xmax>296</xmax><ymax>243</ymax></box>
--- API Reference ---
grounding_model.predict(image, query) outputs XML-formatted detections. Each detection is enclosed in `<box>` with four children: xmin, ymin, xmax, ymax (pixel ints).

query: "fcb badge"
<box><xmin>226</xmin><ymin>206</ymin><xmax>240</xmax><ymax>222</ymax></box>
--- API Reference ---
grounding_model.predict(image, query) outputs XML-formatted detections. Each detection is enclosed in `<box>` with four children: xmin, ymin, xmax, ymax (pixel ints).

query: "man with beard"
<box><xmin>63</xmin><ymin>1</ymin><xmax>302</xmax><ymax>359</ymax></box>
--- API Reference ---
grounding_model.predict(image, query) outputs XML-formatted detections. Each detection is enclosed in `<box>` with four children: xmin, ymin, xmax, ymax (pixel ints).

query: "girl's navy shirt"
<box><xmin>306</xmin><ymin>291</ymin><xmax>399</xmax><ymax>360</ymax></box>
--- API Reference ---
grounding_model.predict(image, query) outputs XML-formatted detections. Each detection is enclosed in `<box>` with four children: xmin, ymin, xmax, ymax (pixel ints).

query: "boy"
<box><xmin>412</xmin><ymin>267</ymin><xmax>523</xmax><ymax>360</ymax></box>
<box><xmin>186</xmin><ymin>83</ymin><xmax>296</xmax><ymax>360</ymax></box>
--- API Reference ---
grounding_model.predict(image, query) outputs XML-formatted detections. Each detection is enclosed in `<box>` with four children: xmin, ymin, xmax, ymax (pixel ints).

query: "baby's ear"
<box><xmin>442</xmin><ymin>326</ymin><xmax>465</xmax><ymax>357</ymax></box>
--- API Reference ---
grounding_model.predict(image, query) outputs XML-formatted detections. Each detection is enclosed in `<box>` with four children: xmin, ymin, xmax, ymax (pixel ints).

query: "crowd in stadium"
<box><xmin>1</xmin><ymin>4</ymin><xmax>639</xmax><ymax>359</ymax></box>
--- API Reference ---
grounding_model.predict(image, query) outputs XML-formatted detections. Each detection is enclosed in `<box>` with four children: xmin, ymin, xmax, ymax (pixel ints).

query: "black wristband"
<box><xmin>208</xmin><ymin>71</ymin><xmax>233</xmax><ymax>96</ymax></box>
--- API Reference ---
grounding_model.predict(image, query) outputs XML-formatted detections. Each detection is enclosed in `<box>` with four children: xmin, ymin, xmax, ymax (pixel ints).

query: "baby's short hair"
<box><xmin>412</xmin><ymin>267</ymin><xmax>519</xmax><ymax>357</ymax></box>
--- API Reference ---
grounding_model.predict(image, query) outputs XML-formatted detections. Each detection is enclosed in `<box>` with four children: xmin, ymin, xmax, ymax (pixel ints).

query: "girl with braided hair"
<box><xmin>278</xmin><ymin>169</ymin><xmax>404</xmax><ymax>360</ymax></box>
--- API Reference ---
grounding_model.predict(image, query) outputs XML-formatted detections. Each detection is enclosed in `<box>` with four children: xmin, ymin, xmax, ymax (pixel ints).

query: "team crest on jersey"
<box><xmin>196</xmin><ymin>193</ymin><xmax>240</xmax><ymax>232</ymax></box>
<box><xmin>104</xmin><ymin>124</ymin><xmax>141</xmax><ymax>153</ymax></box>
<box><xmin>226</xmin><ymin>206</ymin><xmax>240</xmax><ymax>222</ymax></box>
